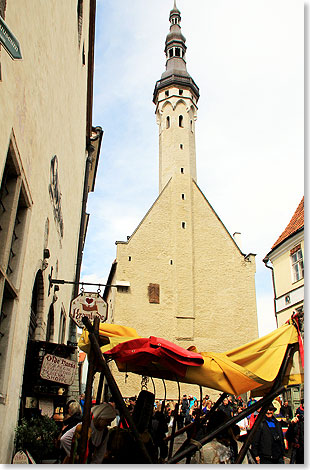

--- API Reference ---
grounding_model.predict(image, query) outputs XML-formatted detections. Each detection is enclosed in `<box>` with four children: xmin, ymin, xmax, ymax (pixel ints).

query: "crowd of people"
<box><xmin>53</xmin><ymin>392</ymin><xmax>304</xmax><ymax>464</ymax></box>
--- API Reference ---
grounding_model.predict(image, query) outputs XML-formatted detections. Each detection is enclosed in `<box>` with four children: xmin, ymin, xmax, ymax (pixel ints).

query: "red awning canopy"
<box><xmin>103</xmin><ymin>336</ymin><xmax>204</xmax><ymax>377</ymax></box>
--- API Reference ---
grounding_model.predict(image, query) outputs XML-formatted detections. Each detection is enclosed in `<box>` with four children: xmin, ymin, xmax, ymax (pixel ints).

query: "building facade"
<box><xmin>263</xmin><ymin>196</ymin><xmax>304</xmax><ymax>412</ymax></box>
<box><xmin>264</xmin><ymin>197</ymin><xmax>304</xmax><ymax>328</ymax></box>
<box><xmin>104</xmin><ymin>4</ymin><xmax>258</xmax><ymax>399</ymax></box>
<box><xmin>0</xmin><ymin>0</ymin><xmax>101</xmax><ymax>463</ymax></box>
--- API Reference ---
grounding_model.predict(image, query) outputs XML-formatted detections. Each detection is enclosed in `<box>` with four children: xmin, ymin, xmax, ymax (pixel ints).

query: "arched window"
<box><xmin>46</xmin><ymin>304</ymin><xmax>54</xmax><ymax>342</ymax></box>
<box><xmin>58</xmin><ymin>308</ymin><xmax>66</xmax><ymax>344</ymax></box>
<box><xmin>179</xmin><ymin>115</ymin><xmax>184</xmax><ymax>127</ymax></box>
<box><xmin>29</xmin><ymin>270</ymin><xmax>44</xmax><ymax>340</ymax></box>
<box><xmin>166</xmin><ymin>116</ymin><xmax>170</xmax><ymax>129</ymax></box>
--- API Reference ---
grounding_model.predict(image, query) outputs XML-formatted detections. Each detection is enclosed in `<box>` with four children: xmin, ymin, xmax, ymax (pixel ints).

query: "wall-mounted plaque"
<box><xmin>40</xmin><ymin>354</ymin><xmax>76</xmax><ymax>385</ymax></box>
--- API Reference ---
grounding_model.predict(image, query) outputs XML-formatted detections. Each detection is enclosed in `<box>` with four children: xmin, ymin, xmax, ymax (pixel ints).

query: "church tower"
<box><xmin>104</xmin><ymin>3</ymin><xmax>258</xmax><ymax>398</ymax></box>
<box><xmin>153</xmin><ymin>2</ymin><xmax>199</xmax><ymax>192</ymax></box>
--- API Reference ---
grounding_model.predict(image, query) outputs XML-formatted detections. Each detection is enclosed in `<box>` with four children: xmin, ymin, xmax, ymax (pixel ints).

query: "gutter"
<box><xmin>263</xmin><ymin>256</ymin><xmax>278</xmax><ymax>327</ymax></box>
<box><xmin>86</xmin><ymin>0</ymin><xmax>96</xmax><ymax>144</ymax></box>
<box><xmin>68</xmin><ymin>0</ymin><xmax>99</xmax><ymax>342</ymax></box>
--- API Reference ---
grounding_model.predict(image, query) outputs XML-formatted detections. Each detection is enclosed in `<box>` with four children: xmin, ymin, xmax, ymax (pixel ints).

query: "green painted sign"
<box><xmin>0</xmin><ymin>16</ymin><xmax>22</xmax><ymax>60</ymax></box>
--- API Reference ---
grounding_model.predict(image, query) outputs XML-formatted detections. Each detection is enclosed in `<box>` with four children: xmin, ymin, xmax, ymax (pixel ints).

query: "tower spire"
<box><xmin>153</xmin><ymin>4</ymin><xmax>200</xmax><ymax>193</ymax></box>
<box><xmin>153</xmin><ymin>3</ymin><xmax>199</xmax><ymax>103</ymax></box>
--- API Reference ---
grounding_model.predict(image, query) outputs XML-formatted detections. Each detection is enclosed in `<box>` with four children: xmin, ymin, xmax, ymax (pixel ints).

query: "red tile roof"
<box><xmin>271</xmin><ymin>196</ymin><xmax>304</xmax><ymax>250</ymax></box>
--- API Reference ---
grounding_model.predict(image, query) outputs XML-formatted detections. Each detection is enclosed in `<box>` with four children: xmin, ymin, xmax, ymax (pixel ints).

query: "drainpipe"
<box><xmin>68</xmin><ymin>144</ymin><xmax>94</xmax><ymax>347</ymax></box>
<box><xmin>69</xmin><ymin>127</ymin><xmax>103</xmax><ymax>344</ymax></box>
<box><xmin>73</xmin><ymin>148</ymin><xmax>93</xmax><ymax>298</ymax></box>
<box><xmin>263</xmin><ymin>257</ymin><xmax>278</xmax><ymax>327</ymax></box>
<box><xmin>67</xmin><ymin>144</ymin><xmax>94</xmax><ymax>399</ymax></box>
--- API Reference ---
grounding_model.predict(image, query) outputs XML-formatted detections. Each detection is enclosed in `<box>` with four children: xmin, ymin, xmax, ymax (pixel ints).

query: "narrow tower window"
<box><xmin>181</xmin><ymin>193</ymin><xmax>185</xmax><ymax>200</ymax></box>
<box><xmin>180</xmin><ymin>144</ymin><xmax>183</xmax><ymax>149</ymax></box>
<box><xmin>169</xmin><ymin>49</ymin><xmax>173</xmax><ymax>58</ymax></box>
<box><xmin>175</xmin><ymin>48</ymin><xmax>181</xmax><ymax>57</ymax></box>
<box><xmin>180</xmin><ymin>167</ymin><xmax>184</xmax><ymax>174</ymax></box>
<box><xmin>166</xmin><ymin>116</ymin><xmax>170</xmax><ymax>129</ymax></box>
<box><xmin>182</xmin><ymin>222</ymin><xmax>186</xmax><ymax>229</ymax></box>
<box><xmin>179</xmin><ymin>89</ymin><xmax>183</xmax><ymax>95</ymax></box>
<box><xmin>190</xmin><ymin>120</ymin><xmax>193</xmax><ymax>132</ymax></box>
<box><xmin>179</xmin><ymin>115</ymin><xmax>184</xmax><ymax>127</ymax></box>
<box><xmin>165</xmin><ymin>90</ymin><xmax>169</xmax><ymax>96</ymax></box>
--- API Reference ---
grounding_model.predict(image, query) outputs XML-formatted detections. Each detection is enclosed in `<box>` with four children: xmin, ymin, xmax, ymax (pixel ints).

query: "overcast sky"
<box><xmin>81</xmin><ymin>0</ymin><xmax>304</xmax><ymax>337</ymax></box>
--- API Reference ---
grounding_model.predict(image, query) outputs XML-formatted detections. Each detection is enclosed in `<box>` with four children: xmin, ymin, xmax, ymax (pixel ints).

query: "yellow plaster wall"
<box><xmin>106</xmin><ymin>176</ymin><xmax>258</xmax><ymax>398</ymax></box>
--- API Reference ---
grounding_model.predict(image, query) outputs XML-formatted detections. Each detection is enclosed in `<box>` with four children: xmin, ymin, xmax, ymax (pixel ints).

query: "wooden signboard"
<box><xmin>40</xmin><ymin>354</ymin><xmax>77</xmax><ymax>385</ymax></box>
<box><xmin>70</xmin><ymin>292</ymin><xmax>107</xmax><ymax>328</ymax></box>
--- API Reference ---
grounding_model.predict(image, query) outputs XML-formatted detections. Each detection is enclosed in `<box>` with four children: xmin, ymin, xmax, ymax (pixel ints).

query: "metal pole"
<box><xmin>165</xmin><ymin>391</ymin><xmax>227</xmax><ymax>443</ymax></box>
<box><xmin>166</xmin><ymin>385</ymin><xmax>285</xmax><ymax>464</ymax></box>
<box><xmin>235</xmin><ymin>401</ymin><xmax>271</xmax><ymax>464</ymax></box>
<box><xmin>168</xmin><ymin>378</ymin><xmax>181</xmax><ymax>458</ymax></box>
<box><xmin>96</xmin><ymin>371</ymin><xmax>105</xmax><ymax>404</ymax></box>
<box><xmin>76</xmin><ymin>317</ymin><xmax>99</xmax><ymax>463</ymax></box>
<box><xmin>169</xmin><ymin>391</ymin><xmax>227</xmax><ymax>462</ymax></box>
<box><xmin>82</xmin><ymin>317</ymin><xmax>154</xmax><ymax>464</ymax></box>
<box><xmin>235</xmin><ymin>344</ymin><xmax>295</xmax><ymax>464</ymax></box>
<box><xmin>168</xmin><ymin>402</ymin><xmax>179</xmax><ymax>459</ymax></box>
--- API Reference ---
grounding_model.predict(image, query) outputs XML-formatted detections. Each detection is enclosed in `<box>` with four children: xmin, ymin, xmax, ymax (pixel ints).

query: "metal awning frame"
<box><xmin>77</xmin><ymin>316</ymin><xmax>295</xmax><ymax>464</ymax></box>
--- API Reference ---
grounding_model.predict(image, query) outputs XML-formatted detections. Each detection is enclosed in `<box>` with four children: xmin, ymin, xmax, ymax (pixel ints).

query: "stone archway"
<box><xmin>29</xmin><ymin>270</ymin><xmax>45</xmax><ymax>341</ymax></box>
<box><xmin>19</xmin><ymin>270</ymin><xmax>45</xmax><ymax>419</ymax></box>
<box><xmin>46</xmin><ymin>304</ymin><xmax>55</xmax><ymax>342</ymax></box>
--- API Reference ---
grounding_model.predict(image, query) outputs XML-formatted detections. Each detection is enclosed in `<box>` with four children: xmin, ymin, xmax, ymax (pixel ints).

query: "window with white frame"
<box><xmin>290</xmin><ymin>244</ymin><xmax>304</xmax><ymax>283</ymax></box>
<box><xmin>0</xmin><ymin>135</ymin><xmax>31</xmax><ymax>402</ymax></box>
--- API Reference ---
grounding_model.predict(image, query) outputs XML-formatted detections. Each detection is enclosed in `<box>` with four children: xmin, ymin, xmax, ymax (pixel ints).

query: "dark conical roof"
<box><xmin>153</xmin><ymin>2</ymin><xmax>199</xmax><ymax>103</ymax></box>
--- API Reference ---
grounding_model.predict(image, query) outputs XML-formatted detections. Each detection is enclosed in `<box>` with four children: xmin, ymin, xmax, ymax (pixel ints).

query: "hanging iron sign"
<box><xmin>70</xmin><ymin>291</ymin><xmax>107</xmax><ymax>328</ymax></box>
<box><xmin>40</xmin><ymin>354</ymin><xmax>77</xmax><ymax>385</ymax></box>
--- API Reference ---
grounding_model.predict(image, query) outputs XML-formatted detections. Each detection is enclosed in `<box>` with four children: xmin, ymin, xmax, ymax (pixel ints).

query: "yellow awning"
<box><xmin>78</xmin><ymin>321</ymin><xmax>303</xmax><ymax>396</ymax></box>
